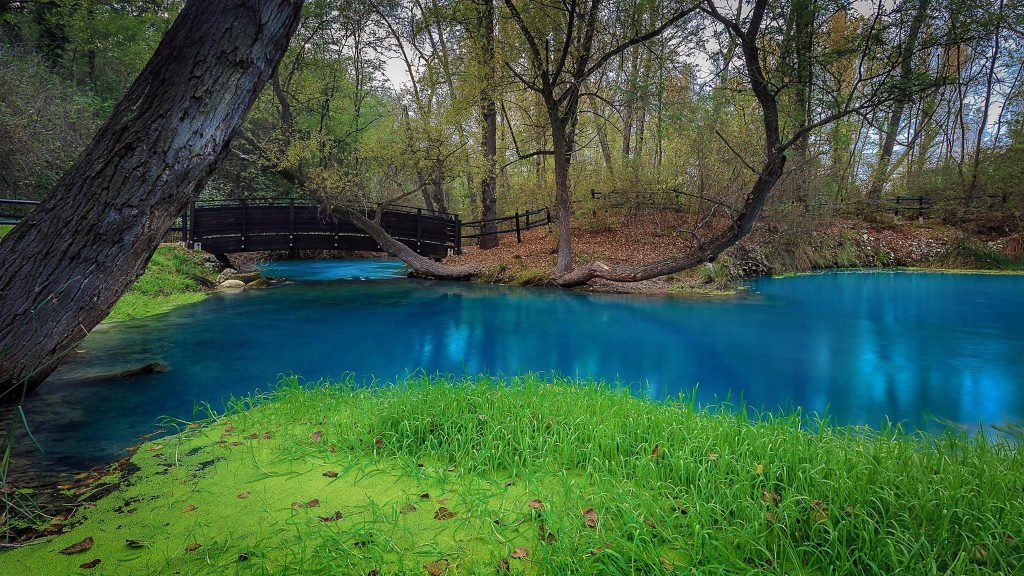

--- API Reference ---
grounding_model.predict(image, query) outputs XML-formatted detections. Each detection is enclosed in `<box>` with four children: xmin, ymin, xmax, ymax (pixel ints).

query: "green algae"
<box><xmin>3</xmin><ymin>374</ymin><xmax>1023</xmax><ymax>575</ymax></box>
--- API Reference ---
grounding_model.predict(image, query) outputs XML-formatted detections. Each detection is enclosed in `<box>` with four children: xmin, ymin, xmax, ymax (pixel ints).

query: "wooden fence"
<box><xmin>461</xmin><ymin>207</ymin><xmax>550</xmax><ymax>244</ymax></box>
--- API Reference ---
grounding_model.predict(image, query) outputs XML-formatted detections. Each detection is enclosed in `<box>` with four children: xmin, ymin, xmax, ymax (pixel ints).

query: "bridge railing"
<box><xmin>461</xmin><ymin>207</ymin><xmax>550</xmax><ymax>244</ymax></box>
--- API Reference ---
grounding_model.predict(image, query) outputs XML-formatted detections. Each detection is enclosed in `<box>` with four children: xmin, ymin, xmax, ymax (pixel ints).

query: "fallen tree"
<box><xmin>0</xmin><ymin>0</ymin><xmax>304</xmax><ymax>401</ymax></box>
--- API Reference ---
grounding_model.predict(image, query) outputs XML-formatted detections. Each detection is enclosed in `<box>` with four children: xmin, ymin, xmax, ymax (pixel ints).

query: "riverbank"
<box><xmin>2</xmin><ymin>374</ymin><xmax>1021</xmax><ymax>575</ymax></box>
<box><xmin>444</xmin><ymin>212</ymin><xmax>1024</xmax><ymax>294</ymax></box>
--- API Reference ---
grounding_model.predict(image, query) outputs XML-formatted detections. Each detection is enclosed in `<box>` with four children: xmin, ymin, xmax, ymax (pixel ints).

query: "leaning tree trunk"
<box><xmin>0</xmin><ymin>0</ymin><xmax>304</xmax><ymax>401</ymax></box>
<box><xmin>477</xmin><ymin>0</ymin><xmax>500</xmax><ymax>250</ymax></box>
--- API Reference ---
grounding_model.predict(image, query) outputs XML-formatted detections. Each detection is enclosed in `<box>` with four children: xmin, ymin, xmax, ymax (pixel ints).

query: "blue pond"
<box><xmin>10</xmin><ymin>260</ymin><xmax>1024</xmax><ymax>478</ymax></box>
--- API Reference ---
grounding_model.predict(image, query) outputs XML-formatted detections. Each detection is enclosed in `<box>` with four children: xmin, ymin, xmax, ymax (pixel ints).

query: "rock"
<box><xmin>243</xmin><ymin>278</ymin><xmax>272</xmax><ymax>290</ymax></box>
<box><xmin>217</xmin><ymin>268</ymin><xmax>238</xmax><ymax>283</ymax></box>
<box><xmin>217</xmin><ymin>279</ymin><xmax>245</xmax><ymax>290</ymax></box>
<box><xmin>230</xmin><ymin>271</ymin><xmax>262</xmax><ymax>283</ymax></box>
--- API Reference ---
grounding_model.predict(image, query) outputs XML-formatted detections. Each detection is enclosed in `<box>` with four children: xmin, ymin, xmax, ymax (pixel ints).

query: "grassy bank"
<box><xmin>3</xmin><ymin>375</ymin><xmax>1021</xmax><ymax>575</ymax></box>
<box><xmin>104</xmin><ymin>244</ymin><xmax>215</xmax><ymax>322</ymax></box>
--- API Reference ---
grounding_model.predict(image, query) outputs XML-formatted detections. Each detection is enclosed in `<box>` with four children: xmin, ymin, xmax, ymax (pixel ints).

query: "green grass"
<box><xmin>2</xmin><ymin>374</ymin><xmax>1021</xmax><ymax>575</ymax></box>
<box><xmin>928</xmin><ymin>236</ymin><xmax>1024</xmax><ymax>271</ymax></box>
<box><xmin>0</xmin><ymin>224</ymin><xmax>12</xmax><ymax>238</ymax></box>
<box><xmin>104</xmin><ymin>244</ymin><xmax>215</xmax><ymax>322</ymax></box>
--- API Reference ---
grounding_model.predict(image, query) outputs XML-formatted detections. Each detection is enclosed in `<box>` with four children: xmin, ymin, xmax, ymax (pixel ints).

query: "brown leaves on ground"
<box><xmin>811</xmin><ymin>499</ymin><xmax>830</xmax><ymax>523</ymax></box>
<box><xmin>374</xmin><ymin>437</ymin><xmax>384</xmax><ymax>449</ymax></box>
<box><xmin>527</xmin><ymin>499</ymin><xmax>544</xmax><ymax>510</ymax></box>
<box><xmin>400</xmin><ymin>503</ymin><xmax>417</xmax><ymax>514</ymax></box>
<box><xmin>310</xmin><ymin>430</ymin><xmax>323</xmax><ymax>442</ymax></box>
<box><xmin>434</xmin><ymin>507</ymin><xmax>456</xmax><ymax>521</ymax></box>
<box><xmin>327</xmin><ymin>444</ymin><xmax>337</xmax><ymax>453</ymax></box>
<box><xmin>181</xmin><ymin>504</ymin><xmax>196</xmax><ymax>513</ymax></box>
<box><xmin>186</xmin><ymin>543</ymin><xmax>201</xmax><ymax>552</ymax></box>
<box><xmin>292</xmin><ymin>499</ymin><xmax>320</xmax><ymax>509</ymax></box>
<box><xmin>79</xmin><ymin>559</ymin><xmax>101</xmax><ymax>569</ymax></box>
<box><xmin>762</xmin><ymin>490</ymin><xmax>781</xmax><ymax>506</ymax></box>
<box><xmin>586</xmin><ymin>543</ymin><xmax>611</xmax><ymax>557</ymax></box>
<box><xmin>437</xmin><ymin>497</ymin><xmax>448</xmax><ymax>505</ymax></box>
<box><xmin>59</xmin><ymin>537</ymin><xmax>94</xmax><ymax>555</ymax></box>
<box><xmin>651</xmin><ymin>444</ymin><xmax>662</xmax><ymax>458</ymax></box>
<box><xmin>147</xmin><ymin>444</ymin><xmax>163</xmax><ymax>452</ymax></box>
<box><xmin>424</xmin><ymin>559</ymin><xmax>449</xmax><ymax>575</ymax></box>
<box><xmin>419</xmin><ymin>492</ymin><xmax>431</xmax><ymax>500</ymax></box>
<box><xmin>582</xmin><ymin>508</ymin><xmax>599</xmax><ymax>528</ymax></box>
<box><xmin>756</xmin><ymin>463</ymin><xmax>764</xmax><ymax>475</ymax></box>
<box><xmin>224</xmin><ymin>425</ymin><xmax>236</xmax><ymax>432</ymax></box>
<box><xmin>511</xmin><ymin>547</ymin><xmax>529</xmax><ymax>559</ymax></box>
<box><xmin>497</xmin><ymin>558</ymin><xmax>510</xmax><ymax>574</ymax></box>
<box><xmin>539</xmin><ymin>523</ymin><xmax>557</xmax><ymax>544</ymax></box>
<box><xmin>237</xmin><ymin>492</ymin><xmax>250</xmax><ymax>500</ymax></box>
<box><xmin>319</xmin><ymin>511</ymin><xmax>343</xmax><ymax>523</ymax></box>
<box><xmin>125</xmin><ymin>539</ymin><xmax>147</xmax><ymax>548</ymax></box>
<box><xmin>261</xmin><ymin>432</ymin><xmax>272</xmax><ymax>440</ymax></box>
<box><xmin>323</xmin><ymin>470</ymin><xmax>339</xmax><ymax>478</ymax></box>
<box><xmin>708</xmin><ymin>452</ymin><xmax>719</xmax><ymax>462</ymax></box>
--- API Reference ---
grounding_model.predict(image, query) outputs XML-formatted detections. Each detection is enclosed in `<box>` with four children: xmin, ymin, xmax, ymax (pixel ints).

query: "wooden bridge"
<box><xmin>186</xmin><ymin>199</ymin><xmax>460</xmax><ymax>258</ymax></box>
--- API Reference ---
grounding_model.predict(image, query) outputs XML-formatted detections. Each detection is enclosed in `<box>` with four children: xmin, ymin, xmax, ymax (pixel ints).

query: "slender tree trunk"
<box><xmin>0</xmin><ymin>0</ymin><xmax>304</xmax><ymax>400</ymax></box>
<box><xmin>966</xmin><ymin>0</ymin><xmax>1002</xmax><ymax>205</ymax></box>
<box><xmin>549</xmin><ymin>109</ymin><xmax>574</xmax><ymax>275</ymax></box>
<box><xmin>868</xmin><ymin>0</ymin><xmax>931</xmax><ymax>200</ymax></box>
<box><xmin>478</xmin><ymin>0</ymin><xmax>499</xmax><ymax>249</ymax></box>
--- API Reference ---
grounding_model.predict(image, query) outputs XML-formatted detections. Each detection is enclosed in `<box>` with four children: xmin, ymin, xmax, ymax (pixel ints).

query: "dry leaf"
<box><xmin>497</xmin><ymin>558</ymin><xmax>510</xmax><ymax>574</ymax></box>
<box><xmin>437</xmin><ymin>497</ymin><xmax>448</xmax><ymax>505</ymax></box>
<box><xmin>527</xmin><ymin>499</ymin><xmax>544</xmax><ymax>510</ymax></box>
<box><xmin>511</xmin><ymin>547</ymin><xmax>529</xmax><ymax>559</ymax></box>
<box><xmin>182</xmin><ymin>504</ymin><xmax>196</xmax><ymax>513</ymax></box>
<box><xmin>319</xmin><ymin>511</ymin><xmax>343</xmax><ymax>523</ymax></box>
<box><xmin>374</xmin><ymin>437</ymin><xmax>383</xmax><ymax>449</ymax></box>
<box><xmin>79</xmin><ymin>559</ymin><xmax>101</xmax><ymax>569</ymax></box>
<box><xmin>261</xmin><ymin>432</ymin><xmax>271</xmax><ymax>440</ymax></box>
<box><xmin>125</xmin><ymin>539</ymin><xmax>147</xmax><ymax>548</ymax></box>
<box><xmin>323</xmin><ymin>470</ymin><xmax>339</xmax><ymax>478</ymax></box>
<box><xmin>400</xmin><ymin>503</ymin><xmax>417</xmax><ymax>514</ymax></box>
<box><xmin>311</xmin><ymin>431</ymin><xmax>323</xmax><ymax>442</ymax></box>
<box><xmin>230</xmin><ymin>441</ymin><xmax>242</xmax><ymax>446</ymax></box>
<box><xmin>660</xmin><ymin>557</ymin><xmax>675</xmax><ymax>572</ymax></box>
<box><xmin>327</xmin><ymin>444</ymin><xmax>337</xmax><ymax>453</ymax></box>
<box><xmin>224</xmin><ymin>425</ymin><xmax>235</xmax><ymax>432</ymax></box>
<box><xmin>148</xmin><ymin>444</ymin><xmax>163</xmax><ymax>452</ymax></box>
<box><xmin>424</xmin><ymin>559</ymin><xmax>449</xmax><ymax>575</ymax></box>
<box><xmin>762</xmin><ymin>490</ymin><xmax>780</xmax><ymax>506</ymax></box>
<box><xmin>756</xmin><ymin>464</ymin><xmax>764</xmax><ymax>475</ymax></box>
<box><xmin>503</xmin><ymin>480</ymin><xmax>513</xmax><ymax>487</ymax></box>
<box><xmin>187</xmin><ymin>422</ymin><xmax>201</xmax><ymax>429</ymax></box>
<box><xmin>434</xmin><ymin>507</ymin><xmax>456</xmax><ymax>521</ymax></box>
<box><xmin>975</xmin><ymin>545</ymin><xmax>988</xmax><ymax>561</ymax></box>
<box><xmin>186</xmin><ymin>543</ymin><xmax>201</xmax><ymax>552</ymax></box>
<box><xmin>539</xmin><ymin>523</ymin><xmax>557</xmax><ymax>544</ymax></box>
<box><xmin>247</xmin><ymin>433</ymin><xmax>258</xmax><ymax>439</ymax></box>
<box><xmin>586</xmin><ymin>543</ymin><xmax>610</xmax><ymax>557</ymax></box>
<box><xmin>60</xmin><ymin>537</ymin><xmax>94</xmax><ymax>555</ymax></box>
<box><xmin>651</xmin><ymin>444</ymin><xmax>662</xmax><ymax>458</ymax></box>
<box><xmin>237</xmin><ymin>492</ymin><xmax>250</xmax><ymax>500</ymax></box>
<box><xmin>419</xmin><ymin>492</ymin><xmax>431</xmax><ymax>499</ymax></box>
<box><xmin>368</xmin><ymin>570</ymin><xmax>380</xmax><ymax>576</ymax></box>
<box><xmin>582</xmin><ymin>508</ymin><xmax>599</xmax><ymax>528</ymax></box>
<box><xmin>708</xmin><ymin>452</ymin><xmax>719</xmax><ymax>462</ymax></box>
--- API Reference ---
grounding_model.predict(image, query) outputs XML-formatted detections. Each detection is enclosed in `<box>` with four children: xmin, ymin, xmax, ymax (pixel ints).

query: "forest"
<box><xmin>1</xmin><ymin>1</ymin><xmax>1024</xmax><ymax>575</ymax></box>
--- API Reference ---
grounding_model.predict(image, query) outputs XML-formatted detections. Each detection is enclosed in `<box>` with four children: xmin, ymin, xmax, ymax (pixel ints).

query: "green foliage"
<box><xmin>930</xmin><ymin>235</ymin><xmax>1024</xmax><ymax>271</ymax></box>
<box><xmin>105</xmin><ymin>245</ymin><xmax>214</xmax><ymax>322</ymax></box>
<box><xmin>2</xmin><ymin>374</ymin><xmax>1021</xmax><ymax>574</ymax></box>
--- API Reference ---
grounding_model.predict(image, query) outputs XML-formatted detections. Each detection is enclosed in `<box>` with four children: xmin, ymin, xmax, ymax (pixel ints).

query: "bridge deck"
<box><xmin>189</xmin><ymin>199</ymin><xmax>460</xmax><ymax>258</ymax></box>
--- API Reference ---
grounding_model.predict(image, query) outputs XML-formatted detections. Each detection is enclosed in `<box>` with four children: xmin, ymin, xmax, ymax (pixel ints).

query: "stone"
<box><xmin>217</xmin><ymin>279</ymin><xmax>245</xmax><ymax>290</ymax></box>
<box><xmin>230</xmin><ymin>271</ymin><xmax>262</xmax><ymax>283</ymax></box>
<box><xmin>217</xmin><ymin>268</ymin><xmax>238</xmax><ymax>283</ymax></box>
<box><xmin>243</xmin><ymin>278</ymin><xmax>272</xmax><ymax>290</ymax></box>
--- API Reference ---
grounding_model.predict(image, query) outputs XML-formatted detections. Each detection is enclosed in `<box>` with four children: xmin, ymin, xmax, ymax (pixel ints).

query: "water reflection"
<box><xmin>8</xmin><ymin>265</ymin><xmax>1024</xmax><ymax>479</ymax></box>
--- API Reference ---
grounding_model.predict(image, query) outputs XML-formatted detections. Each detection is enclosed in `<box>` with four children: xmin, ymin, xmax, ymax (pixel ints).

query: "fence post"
<box><xmin>455</xmin><ymin>215</ymin><xmax>462</xmax><ymax>255</ymax></box>
<box><xmin>188</xmin><ymin>200</ymin><xmax>195</xmax><ymax>245</ymax></box>
<box><xmin>288</xmin><ymin>198</ymin><xmax>295</xmax><ymax>248</ymax></box>
<box><xmin>180</xmin><ymin>207</ymin><xmax>188</xmax><ymax>245</ymax></box>
<box><xmin>240</xmin><ymin>198</ymin><xmax>247</xmax><ymax>249</ymax></box>
<box><xmin>514</xmin><ymin>211</ymin><xmax>522</xmax><ymax>243</ymax></box>
<box><xmin>917</xmin><ymin>196</ymin><xmax>924</xmax><ymax>219</ymax></box>
<box><xmin>415</xmin><ymin>208</ymin><xmax>422</xmax><ymax>253</ymax></box>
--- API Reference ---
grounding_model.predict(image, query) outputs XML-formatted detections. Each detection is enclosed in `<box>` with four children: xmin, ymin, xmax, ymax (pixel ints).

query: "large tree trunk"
<box><xmin>549</xmin><ymin>111</ymin><xmax>574</xmax><ymax>276</ymax></box>
<box><xmin>0</xmin><ymin>0</ymin><xmax>304</xmax><ymax>401</ymax></box>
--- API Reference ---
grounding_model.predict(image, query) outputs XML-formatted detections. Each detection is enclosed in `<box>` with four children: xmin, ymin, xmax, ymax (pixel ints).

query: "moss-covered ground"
<box><xmin>2</xmin><ymin>374</ymin><xmax>1022</xmax><ymax>575</ymax></box>
<box><xmin>104</xmin><ymin>244</ymin><xmax>215</xmax><ymax>322</ymax></box>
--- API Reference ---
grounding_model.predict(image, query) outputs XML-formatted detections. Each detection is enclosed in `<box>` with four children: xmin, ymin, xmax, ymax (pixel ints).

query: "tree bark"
<box><xmin>478</xmin><ymin>0</ymin><xmax>499</xmax><ymax>249</ymax></box>
<box><xmin>0</xmin><ymin>0</ymin><xmax>304</xmax><ymax>401</ymax></box>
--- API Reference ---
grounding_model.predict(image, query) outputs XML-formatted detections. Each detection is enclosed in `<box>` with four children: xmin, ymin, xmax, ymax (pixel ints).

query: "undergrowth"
<box><xmin>105</xmin><ymin>244</ymin><xmax>215</xmax><ymax>322</ymax></box>
<box><xmin>2</xmin><ymin>374</ymin><xmax>1021</xmax><ymax>575</ymax></box>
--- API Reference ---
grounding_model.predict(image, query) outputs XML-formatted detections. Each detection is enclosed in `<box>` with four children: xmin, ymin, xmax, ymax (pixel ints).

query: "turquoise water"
<box><xmin>9</xmin><ymin>260</ymin><xmax>1024</xmax><ymax>478</ymax></box>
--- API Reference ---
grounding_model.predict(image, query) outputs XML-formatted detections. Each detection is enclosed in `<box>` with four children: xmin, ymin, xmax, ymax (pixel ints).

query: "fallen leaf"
<box><xmin>224</xmin><ymin>426</ymin><xmax>236</xmax><ymax>432</ymax></box>
<box><xmin>79</xmin><ymin>559</ymin><xmax>101</xmax><ymax>569</ymax></box>
<box><xmin>975</xmin><ymin>545</ymin><xmax>988</xmax><ymax>562</ymax></box>
<box><xmin>1007</xmin><ymin>534</ymin><xmax>1016</xmax><ymax>544</ymax></box>
<box><xmin>230</xmin><ymin>442</ymin><xmax>242</xmax><ymax>447</ymax></box>
<box><xmin>419</xmin><ymin>492</ymin><xmax>431</xmax><ymax>499</ymax></box>
<box><xmin>446</xmin><ymin>465</ymin><xmax>456</xmax><ymax>472</ymax></box>
<box><xmin>323</xmin><ymin>471</ymin><xmax>339</xmax><ymax>478</ymax></box>
<box><xmin>586</xmin><ymin>543</ymin><xmax>610</xmax><ymax>557</ymax></box>
<box><xmin>123</xmin><ymin>445</ymin><xmax>140</xmax><ymax>453</ymax></box>
<box><xmin>424</xmin><ymin>559</ymin><xmax>449</xmax><ymax>575</ymax></box>
<box><xmin>247</xmin><ymin>433</ymin><xmax>258</xmax><ymax>439</ymax></box>
<box><xmin>437</xmin><ymin>497</ymin><xmax>448</xmax><ymax>505</ymax></box>
<box><xmin>182</xmin><ymin>504</ymin><xmax>196</xmax><ymax>513</ymax></box>
<box><xmin>708</xmin><ymin>452</ymin><xmax>719</xmax><ymax>462</ymax></box>
<box><xmin>187</xmin><ymin>422</ymin><xmax>201</xmax><ymax>429</ymax></box>
<box><xmin>354</xmin><ymin>537</ymin><xmax>373</xmax><ymax>548</ymax></box>
<box><xmin>148</xmin><ymin>444</ymin><xmax>163</xmax><ymax>452</ymax></box>
<box><xmin>311</xmin><ymin>431</ymin><xmax>323</xmax><ymax>442</ymax></box>
<box><xmin>539</xmin><ymin>523</ymin><xmax>557</xmax><ymax>544</ymax></box>
<box><xmin>511</xmin><ymin>547</ymin><xmax>529</xmax><ymax>559</ymax></box>
<box><xmin>756</xmin><ymin>464</ymin><xmax>764</xmax><ymax>475</ymax></box>
<box><xmin>125</xmin><ymin>539</ymin><xmax>147</xmax><ymax>548</ymax></box>
<box><xmin>762</xmin><ymin>490</ymin><xmax>780</xmax><ymax>506</ymax></box>
<box><xmin>434</xmin><ymin>507</ymin><xmax>456</xmax><ymax>521</ymax></box>
<box><xmin>60</xmin><ymin>537</ymin><xmax>94</xmax><ymax>555</ymax></box>
<box><xmin>374</xmin><ymin>437</ymin><xmax>383</xmax><ymax>449</ymax></box>
<box><xmin>319</xmin><ymin>511</ymin><xmax>343</xmax><ymax>523</ymax></box>
<box><xmin>186</xmin><ymin>543</ymin><xmax>201</xmax><ymax>552</ymax></box>
<box><xmin>651</xmin><ymin>444</ymin><xmax>662</xmax><ymax>458</ymax></box>
<box><xmin>307</xmin><ymin>499</ymin><xmax>320</xmax><ymax>508</ymax></box>
<box><xmin>368</xmin><ymin>570</ymin><xmax>380</xmax><ymax>576</ymax></box>
<box><xmin>527</xmin><ymin>499</ymin><xmax>544</xmax><ymax>510</ymax></box>
<box><xmin>261</xmin><ymin>432</ymin><xmax>271</xmax><ymax>440</ymax></box>
<box><xmin>497</xmin><ymin>558</ymin><xmax>510</xmax><ymax>574</ymax></box>
<box><xmin>660</xmin><ymin>557</ymin><xmax>675</xmax><ymax>572</ymax></box>
<box><xmin>503</xmin><ymin>480</ymin><xmax>513</xmax><ymax>487</ymax></box>
<box><xmin>644</xmin><ymin>518</ymin><xmax>657</xmax><ymax>530</ymax></box>
<box><xmin>400</xmin><ymin>503</ymin><xmax>417</xmax><ymax>514</ymax></box>
<box><xmin>582</xmin><ymin>508</ymin><xmax>599</xmax><ymax>528</ymax></box>
<box><xmin>237</xmin><ymin>492</ymin><xmax>250</xmax><ymax>500</ymax></box>
<box><xmin>327</xmin><ymin>444</ymin><xmax>337</xmax><ymax>453</ymax></box>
